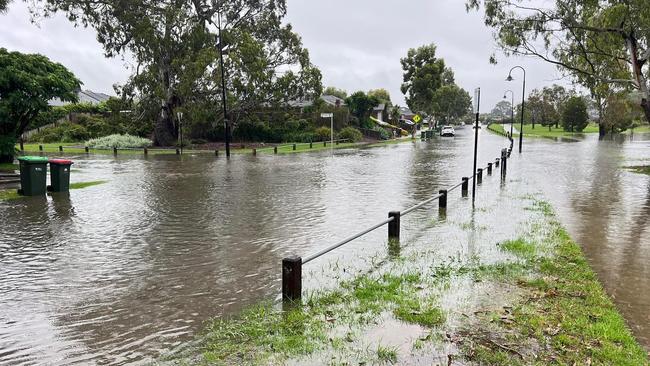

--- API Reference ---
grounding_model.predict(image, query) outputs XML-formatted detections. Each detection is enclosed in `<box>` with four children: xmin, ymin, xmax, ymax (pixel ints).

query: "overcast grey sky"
<box><xmin>0</xmin><ymin>0</ymin><xmax>572</xmax><ymax>111</ymax></box>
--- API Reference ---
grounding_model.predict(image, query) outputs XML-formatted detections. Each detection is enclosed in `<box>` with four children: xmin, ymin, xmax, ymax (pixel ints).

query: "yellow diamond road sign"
<box><xmin>413</xmin><ymin>115</ymin><xmax>421</xmax><ymax>123</ymax></box>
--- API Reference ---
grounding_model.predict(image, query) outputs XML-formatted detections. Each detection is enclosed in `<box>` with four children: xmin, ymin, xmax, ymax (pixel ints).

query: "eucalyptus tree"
<box><xmin>400</xmin><ymin>44</ymin><xmax>446</xmax><ymax>115</ymax></box>
<box><xmin>467</xmin><ymin>0</ymin><xmax>650</xmax><ymax>124</ymax></box>
<box><xmin>33</xmin><ymin>0</ymin><xmax>321</xmax><ymax>146</ymax></box>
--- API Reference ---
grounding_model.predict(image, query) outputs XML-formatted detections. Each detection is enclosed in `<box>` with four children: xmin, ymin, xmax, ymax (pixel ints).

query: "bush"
<box><xmin>29</xmin><ymin>123</ymin><xmax>90</xmax><ymax>143</ymax></box>
<box><xmin>315</xmin><ymin>126</ymin><xmax>332</xmax><ymax>141</ymax></box>
<box><xmin>76</xmin><ymin>115</ymin><xmax>123</xmax><ymax>138</ymax></box>
<box><xmin>85</xmin><ymin>134</ymin><xmax>152</xmax><ymax>149</ymax></box>
<box><xmin>338</xmin><ymin>127</ymin><xmax>363</xmax><ymax>142</ymax></box>
<box><xmin>371</xmin><ymin>125</ymin><xmax>391</xmax><ymax>140</ymax></box>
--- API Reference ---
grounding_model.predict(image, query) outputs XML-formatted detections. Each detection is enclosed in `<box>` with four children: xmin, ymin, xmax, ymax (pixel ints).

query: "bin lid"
<box><xmin>18</xmin><ymin>156</ymin><xmax>49</xmax><ymax>163</ymax></box>
<box><xmin>49</xmin><ymin>159</ymin><xmax>73</xmax><ymax>165</ymax></box>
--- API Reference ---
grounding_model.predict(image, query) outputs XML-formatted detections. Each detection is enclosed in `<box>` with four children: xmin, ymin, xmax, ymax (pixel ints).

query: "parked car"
<box><xmin>440</xmin><ymin>125</ymin><xmax>455</xmax><ymax>137</ymax></box>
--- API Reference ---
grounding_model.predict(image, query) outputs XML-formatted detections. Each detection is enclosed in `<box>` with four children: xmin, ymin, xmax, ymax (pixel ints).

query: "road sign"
<box><xmin>320</xmin><ymin>113</ymin><xmax>333</xmax><ymax>118</ymax></box>
<box><xmin>413</xmin><ymin>115</ymin><xmax>421</xmax><ymax>123</ymax></box>
<box><xmin>473</xmin><ymin>88</ymin><xmax>481</xmax><ymax>114</ymax></box>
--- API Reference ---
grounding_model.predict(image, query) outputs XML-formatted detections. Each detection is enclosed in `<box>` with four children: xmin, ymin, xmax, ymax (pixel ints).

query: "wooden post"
<box><xmin>487</xmin><ymin>163</ymin><xmax>493</xmax><ymax>175</ymax></box>
<box><xmin>292</xmin><ymin>144</ymin><xmax>296</xmax><ymax>151</ymax></box>
<box><xmin>495</xmin><ymin>158</ymin><xmax>500</xmax><ymax>168</ymax></box>
<box><xmin>439</xmin><ymin>190</ymin><xmax>447</xmax><ymax>209</ymax></box>
<box><xmin>323</xmin><ymin>141</ymin><xmax>327</xmax><ymax>147</ymax></box>
<box><xmin>143</xmin><ymin>147</ymin><xmax>148</xmax><ymax>155</ymax></box>
<box><xmin>113</xmin><ymin>147</ymin><xmax>118</xmax><ymax>155</ymax></box>
<box><xmin>215</xmin><ymin>149</ymin><xmax>219</xmax><ymax>157</ymax></box>
<box><xmin>252</xmin><ymin>148</ymin><xmax>257</xmax><ymax>156</ymax></box>
<box><xmin>20</xmin><ymin>140</ymin><xmax>24</xmax><ymax>151</ymax></box>
<box><xmin>309</xmin><ymin>142</ymin><xmax>313</xmax><ymax>149</ymax></box>
<box><xmin>282</xmin><ymin>256</ymin><xmax>302</xmax><ymax>302</ymax></box>
<box><xmin>461</xmin><ymin>177</ymin><xmax>469</xmax><ymax>197</ymax></box>
<box><xmin>388</xmin><ymin>211</ymin><xmax>400</xmax><ymax>241</ymax></box>
<box><xmin>274</xmin><ymin>146</ymin><xmax>278</xmax><ymax>154</ymax></box>
<box><xmin>59</xmin><ymin>145</ymin><xmax>63</xmax><ymax>152</ymax></box>
<box><xmin>85</xmin><ymin>146</ymin><xmax>89</xmax><ymax>153</ymax></box>
<box><xmin>477</xmin><ymin>168</ymin><xmax>483</xmax><ymax>185</ymax></box>
<box><xmin>176</xmin><ymin>148</ymin><xmax>180</xmax><ymax>155</ymax></box>
<box><xmin>39</xmin><ymin>145</ymin><xmax>43</xmax><ymax>151</ymax></box>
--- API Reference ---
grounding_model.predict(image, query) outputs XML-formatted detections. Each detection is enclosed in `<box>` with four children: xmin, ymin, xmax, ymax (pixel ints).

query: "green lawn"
<box><xmin>0</xmin><ymin>163</ymin><xmax>18</xmax><ymax>172</ymax></box>
<box><xmin>516</xmin><ymin>123</ymin><xmax>599</xmax><ymax>138</ymax></box>
<box><xmin>0</xmin><ymin>180</ymin><xmax>108</xmax><ymax>201</ymax></box>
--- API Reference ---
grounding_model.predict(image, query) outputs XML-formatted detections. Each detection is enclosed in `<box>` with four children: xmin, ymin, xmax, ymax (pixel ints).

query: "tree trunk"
<box><xmin>625</xmin><ymin>35</ymin><xmax>650</xmax><ymax>124</ymax></box>
<box><xmin>152</xmin><ymin>59</ymin><xmax>178</xmax><ymax>147</ymax></box>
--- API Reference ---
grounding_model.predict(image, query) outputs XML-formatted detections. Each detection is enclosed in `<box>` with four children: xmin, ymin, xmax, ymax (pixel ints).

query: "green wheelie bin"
<box><xmin>48</xmin><ymin>159</ymin><xmax>74</xmax><ymax>192</ymax></box>
<box><xmin>17</xmin><ymin>156</ymin><xmax>49</xmax><ymax>196</ymax></box>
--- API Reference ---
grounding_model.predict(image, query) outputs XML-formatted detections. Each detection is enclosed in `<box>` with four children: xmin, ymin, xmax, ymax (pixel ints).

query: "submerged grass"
<box><xmin>625</xmin><ymin>165</ymin><xmax>650</xmax><ymax>175</ymax></box>
<box><xmin>0</xmin><ymin>163</ymin><xmax>18</xmax><ymax>172</ymax></box>
<box><xmin>181</xmin><ymin>197</ymin><xmax>647</xmax><ymax>365</ymax></box>
<box><xmin>0</xmin><ymin>180</ymin><xmax>108</xmax><ymax>201</ymax></box>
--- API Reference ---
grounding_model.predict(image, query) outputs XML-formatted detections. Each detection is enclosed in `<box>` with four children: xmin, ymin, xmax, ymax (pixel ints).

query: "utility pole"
<box><xmin>217</xmin><ymin>11</ymin><xmax>230</xmax><ymax>158</ymax></box>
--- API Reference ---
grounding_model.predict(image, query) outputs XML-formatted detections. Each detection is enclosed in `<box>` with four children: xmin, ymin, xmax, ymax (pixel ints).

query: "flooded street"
<box><xmin>1</xmin><ymin>129</ymin><xmax>650</xmax><ymax>364</ymax></box>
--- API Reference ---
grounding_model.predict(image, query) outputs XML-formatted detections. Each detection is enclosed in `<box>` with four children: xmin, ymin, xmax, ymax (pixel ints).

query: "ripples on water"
<box><xmin>1</xmin><ymin>130</ymin><xmax>649</xmax><ymax>364</ymax></box>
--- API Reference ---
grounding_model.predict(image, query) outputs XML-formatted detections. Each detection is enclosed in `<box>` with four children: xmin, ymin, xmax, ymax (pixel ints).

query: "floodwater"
<box><xmin>1</xmin><ymin>127</ymin><xmax>649</xmax><ymax>364</ymax></box>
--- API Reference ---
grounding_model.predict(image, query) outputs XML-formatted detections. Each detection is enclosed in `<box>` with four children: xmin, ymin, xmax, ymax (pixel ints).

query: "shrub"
<box><xmin>85</xmin><ymin>134</ymin><xmax>152</xmax><ymax>149</ymax></box>
<box><xmin>371</xmin><ymin>126</ymin><xmax>391</xmax><ymax>140</ymax></box>
<box><xmin>76</xmin><ymin>115</ymin><xmax>123</xmax><ymax>138</ymax></box>
<box><xmin>338</xmin><ymin>127</ymin><xmax>363</xmax><ymax>142</ymax></box>
<box><xmin>29</xmin><ymin>123</ymin><xmax>90</xmax><ymax>143</ymax></box>
<box><xmin>315</xmin><ymin>126</ymin><xmax>332</xmax><ymax>141</ymax></box>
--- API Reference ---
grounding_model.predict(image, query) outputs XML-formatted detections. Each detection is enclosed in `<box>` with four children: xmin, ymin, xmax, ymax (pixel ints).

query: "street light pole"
<box><xmin>177</xmin><ymin>111</ymin><xmax>183</xmax><ymax>155</ymax></box>
<box><xmin>507</xmin><ymin>66</ymin><xmax>526</xmax><ymax>153</ymax></box>
<box><xmin>217</xmin><ymin>11</ymin><xmax>230</xmax><ymax>158</ymax></box>
<box><xmin>504</xmin><ymin>90</ymin><xmax>514</xmax><ymax>137</ymax></box>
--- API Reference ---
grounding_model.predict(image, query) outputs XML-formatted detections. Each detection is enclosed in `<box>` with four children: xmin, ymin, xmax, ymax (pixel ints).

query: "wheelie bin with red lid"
<box><xmin>17</xmin><ymin>156</ymin><xmax>49</xmax><ymax>196</ymax></box>
<box><xmin>48</xmin><ymin>159</ymin><xmax>73</xmax><ymax>192</ymax></box>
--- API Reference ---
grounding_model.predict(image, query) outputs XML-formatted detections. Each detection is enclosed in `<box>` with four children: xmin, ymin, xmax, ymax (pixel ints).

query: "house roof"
<box><xmin>321</xmin><ymin>94</ymin><xmax>345</xmax><ymax>106</ymax></box>
<box><xmin>287</xmin><ymin>94</ymin><xmax>347</xmax><ymax>108</ymax></box>
<box><xmin>373</xmin><ymin>103</ymin><xmax>386</xmax><ymax>111</ymax></box>
<box><xmin>49</xmin><ymin>89</ymin><xmax>113</xmax><ymax>106</ymax></box>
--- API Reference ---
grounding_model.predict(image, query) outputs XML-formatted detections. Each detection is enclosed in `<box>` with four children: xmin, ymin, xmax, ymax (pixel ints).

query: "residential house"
<box><xmin>49</xmin><ymin>89</ymin><xmax>112</xmax><ymax>106</ymax></box>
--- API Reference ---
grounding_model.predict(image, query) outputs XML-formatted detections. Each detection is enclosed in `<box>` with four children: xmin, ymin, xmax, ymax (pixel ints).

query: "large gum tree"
<box><xmin>467</xmin><ymin>0</ymin><xmax>650</xmax><ymax>125</ymax></box>
<box><xmin>33</xmin><ymin>0</ymin><xmax>321</xmax><ymax>146</ymax></box>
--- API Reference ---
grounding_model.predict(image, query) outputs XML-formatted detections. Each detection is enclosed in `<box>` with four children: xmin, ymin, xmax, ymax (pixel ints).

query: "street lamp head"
<box><xmin>503</xmin><ymin>95</ymin><xmax>507</xmax><ymax>99</ymax></box>
<box><xmin>506</xmin><ymin>75</ymin><xmax>514</xmax><ymax>82</ymax></box>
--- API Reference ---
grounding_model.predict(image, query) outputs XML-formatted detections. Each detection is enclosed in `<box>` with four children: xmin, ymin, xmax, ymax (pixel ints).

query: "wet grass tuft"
<box><xmin>70</xmin><ymin>180</ymin><xmax>108</xmax><ymax>189</ymax></box>
<box><xmin>498</xmin><ymin>238</ymin><xmax>537</xmax><ymax>259</ymax></box>
<box><xmin>376</xmin><ymin>344</ymin><xmax>398</xmax><ymax>364</ymax></box>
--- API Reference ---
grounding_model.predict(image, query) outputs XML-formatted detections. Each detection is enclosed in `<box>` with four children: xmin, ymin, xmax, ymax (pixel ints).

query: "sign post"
<box><xmin>472</xmin><ymin>88</ymin><xmax>481</xmax><ymax>205</ymax></box>
<box><xmin>321</xmin><ymin>113</ymin><xmax>334</xmax><ymax>147</ymax></box>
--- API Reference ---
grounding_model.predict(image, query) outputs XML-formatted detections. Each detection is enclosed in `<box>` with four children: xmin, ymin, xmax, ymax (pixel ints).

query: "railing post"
<box><xmin>85</xmin><ymin>146</ymin><xmax>89</xmax><ymax>153</ymax></box>
<box><xmin>39</xmin><ymin>145</ymin><xmax>43</xmax><ymax>152</ymax></box>
<box><xmin>388</xmin><ymin>211</ymin><xmax>400</xmax><ymax>241</ymax></box>
<box><xmin>113</xmin><ymin>147</ymin><xmax>118</xmax><ymax>155</ymax></box>
<box><xmin>274</xmin><ymin>146</ymin><xmax>278</xmax><ymax>154</ymax></box>
<box><xmin>439</xmin><ymin>189</ymin><xmax>447</xmax><ymax>209</ymax></box>
<box><xmin>495</xmin><ymin>158</ymin><xmax>500</xmax><ymax>168</ymax></box>
<box><xmin>309</xmin><ymin>142</ymin><xmax>313</xmax><ymax>149</ymax></box>
<box><xmin>336</xmin><ymin>140</ymin><xmax>339</xmax><ymax>145</ymax></box>
<box><xmin>20</xmin><ymin>140</ymin><xmax>24</xmax><ymax>151</ymax></box>
<box><xmin>143</xmin><ymin>147</ymin><xmax>147</xmax><ymax>155</ymax></box>
<box><xmin>324</xmin><ymin>141</ymin><xmax>327</xmax><ymax>147</ymax></box>
<box><xmin>293</xmin><ymin>144</ymin><xmax>297</xmax><ymax>151</ymax></box>
<box><xmin>487</xmin><ymin>163</ymin><xmax>492</xmax><ymax>175</ymax></box>
<box><xmin>59</xmin><ymin>145</ymin><xmax>63</xmax><ymax>152</ymax></box>
<box><xmin>282</xmin><ymin>256</ymin><xmax>302</xmax><ymax>302</ymax></box>
<box><xmin>252</xmin><ymin>148</ymin><xmax>257</xmax><ymax>156</ymax></box>
<box><xmin>176</xmin><ymin>148</ymin><xmax>180</xmax><ymax>155</ymax></box>
<box><xmin>215</xmin><ymin>149</ymin><xmax>219</xmax><ymax>157</ymax></box>
<box><xmin>477</xmin><ymin>168</ymin><xmax>483</xmax><ymax>185</ymax></box>
<box><xmin>461</xmin><ymin>177</ymin><xmax>469</xmax><ymax>197</ymax></box>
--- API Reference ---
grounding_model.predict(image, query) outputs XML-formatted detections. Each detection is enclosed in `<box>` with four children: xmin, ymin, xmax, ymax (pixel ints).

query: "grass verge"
<box><xmin>625</xmin><ymin>165</ymin><xmax>650</xmax><ymax>175</ymax></box>
<box><xmin>0</xmin><ymin>180</ymin><xmax>108</xmax><ymax>201</ymax></box>
<box><xmin>0</xmin><ymin>163</ymin><xmax>18</xmax><ymax>172</ymax></box>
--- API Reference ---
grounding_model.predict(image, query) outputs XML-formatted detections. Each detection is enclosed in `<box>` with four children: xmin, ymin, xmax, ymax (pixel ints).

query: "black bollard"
<box><xmin>59</xmin><ymin>145</ymin><xmax>63</xmax><ymax>152</ymax></box>
<box><xmin>323</xmin><ymin>141</ymin><xmax>327</xmax><ymax>147</ymax></box>
<box><xmin>176</xmin><ymin>148</ymin><xmax>180</xmax><ymax>155</ymax></box>
<box><xmin>113</xmin><ymin>147</ymin><xmax>118</xmax><ymax>155</ymax></box>
<box><xmin>461</xmin><ymin>177</ymin><xmax>469</xmax><ymax>197</ymax></box>
<box><xmin>252</xmin><ymin>148</ymin><xmax>257</xmax><ymax>156</ymax></box>
<box><xmin>477</xmin><ymin>168</ymin><xmax>483</xmax><ymax>185</ymax></box>
<box><xmin>143</xmin><ymin>147</ymin><xmax>147</xmax><ymax>155</ymax></box>
<box><xmin>20</xmin><ymin>140</ymin><xmax>24</xmax><ymax>151</ymax></box>
<box><xmin>85</xmin><ymin>146</ymin><xmax>89</xmax><ymax>153</ymax></box>
<box><xmin>336</xmin><ymin>140</ymin><xmax>339</xmax><ymax>145</ymax></box>
<box><xmin>439</xmin><ymin>190</ymin><xmax>447</xmax><ymax>209</ymax></box>
<box><xmin>282</xmin><ymin>256</ymin><xmax>302</xmax><ymax>302</ymax></box>
<box><xmin>215</xmin><ymin>149</ymin><xmax>219</xmax><ymax>157</ymax></box>
<box><xmin>274</xmin><ymin>146</ymin><xmax>278</xmax><ymax>154</ymax></box>
<box><xmin>388</xmin><ymin>211</ymin><xmax>401</xmax><ymax>241</ymax></box>
<box><xmin>495</xmin><ymin>158</ymin><xmax>500</xmax><ymax>168</ymax></box>
<box><xmin>487</xmin><ymin>163</ymin><xmax>493</xmax><ymax>175</ymax></box>
<box><xmin>309</xmin><ymin>142</ymin><xmax>313</xmax><ymax>149</ymax></box>
<box><xmin>39</xmin><ymin>145</ymin><xmax>43</xmax><ymax>151</ymax></box>
<box><xmin>293</xmin><ymin>144</ymin><xmax>297</xmax><ymax>151</ymax></box>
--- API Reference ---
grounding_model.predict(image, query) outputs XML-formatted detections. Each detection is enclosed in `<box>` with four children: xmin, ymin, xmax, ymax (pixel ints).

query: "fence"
<box><xmin>282</xmin><ymin>139</ymin><xmax>514</xmax><ymax>302</ymax></box>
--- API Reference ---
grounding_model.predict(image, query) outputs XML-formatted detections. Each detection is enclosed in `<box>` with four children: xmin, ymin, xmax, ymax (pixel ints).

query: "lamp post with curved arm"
<box><xmin>503</xmin><ymin>90</ymin><xmax>514</xmax><ymax>138</ymax></box>
<box><xmin>506</xmin><ymin>66</ymin><xmax>526</xmax><ymax>153</ymax></box>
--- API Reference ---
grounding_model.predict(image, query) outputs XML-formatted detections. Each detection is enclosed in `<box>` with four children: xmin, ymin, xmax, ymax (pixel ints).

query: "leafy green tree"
<box><xmin>562</xmin><ymin>96</ymin><xmax>589</xmax><ymax>132</ymax></box>
<box><xmin>390</xmin><ymin>104</ymin><xmax>402</xmax><ymax>123</ymax></box>
<box><xmin>400</xmin><ymin>44</ymin><xmax>445</xmax><ymax>115</ymax></box>
<box><xmin>0</xmin><ymin>48</ymin><xmax>80</xmax><ymax>163</ymax></box>
<box><xmin>491</xmin><ymin>100</ymin><xmax>512</xmax><ymax>121</ymax></box>
<box><xmin>467</xmin><ymin>0</ymin><xmax>650</xmax><ymax>124</ymax></box>
<box><xmin>432</xmin><ymin>84</ymin><xmax>472</xmax><ymax>125</ymax></box>
<box><xmin>368</xmin><ymin>88</ymin><xmax>391</xmax><ymax>104</ymax></box>
<box><xmin>345</xmin><ymin>91</ymin><xmax>379</xmax><ymax>122</ymax></box>
<box><xmin>0</xmin><ymin>0</ymin><xmax>10</xmax><ymax>13</ymax></box>
<box><xmin>323</xmin><ymin>87</ymin><xmax>347</xmax><ymax>99</ymax></box>
<box><xmin>441</xmin><ymin>67</ymin><xmax>455</xmax><ymax>86</ymax></box>
<box><xmin>37</xmin><ymin>0</ymin><xmax>321</xmax><ymax>146</ymax></box>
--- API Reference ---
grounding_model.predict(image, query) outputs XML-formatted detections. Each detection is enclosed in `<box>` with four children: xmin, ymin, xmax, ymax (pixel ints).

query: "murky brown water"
<box><xmin>1</xmin><ymin>128</ymin><xmax>649</xmax><ymax>364</ymax></box>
